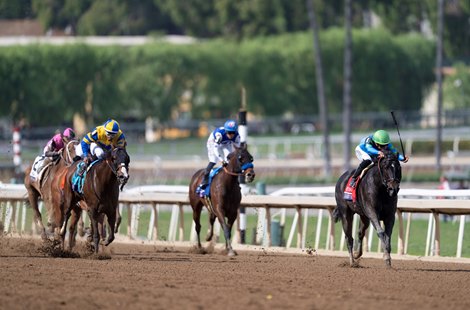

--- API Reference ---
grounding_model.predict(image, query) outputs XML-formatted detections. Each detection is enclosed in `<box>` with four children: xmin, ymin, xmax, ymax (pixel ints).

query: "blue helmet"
<box><xmin>224</xmin><ymin>120</ymin><xmax>238</xmax><ymax>133</ymax></box>
<box><xmin>103</xmin><ymin>119</ymin><xmax>120</xmax><ymax>134</ymax></box>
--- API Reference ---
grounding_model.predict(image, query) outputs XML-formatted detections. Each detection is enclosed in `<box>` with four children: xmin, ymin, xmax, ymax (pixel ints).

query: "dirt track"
<box><xmin>1</xmin><ymin>237</ymin><xmax>470</xmax><ymax>310</ymax></box>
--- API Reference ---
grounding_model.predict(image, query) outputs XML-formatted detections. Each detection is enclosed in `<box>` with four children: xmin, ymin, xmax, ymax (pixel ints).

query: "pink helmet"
<box><xmin>63</xmin><ymin>128</ymin><xmax>76</xmax><ymax>139</ymax></box>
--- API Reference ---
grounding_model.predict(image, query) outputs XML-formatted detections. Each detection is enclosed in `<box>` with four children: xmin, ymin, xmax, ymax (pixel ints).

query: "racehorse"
<box><xmin>334</xmin><ymin>149</ymin><xmax>401</xmax><ymax>267</ymax></box>
<box><xmin>59</xmin><ymin>147</ymin><xmax>130</xmax><ymax>253</ymax></box>
<box><xmin>24</xmin><ymin>140</ymin><xmax>79</xmax><ymax>240</ymax></box>
<box><xmin>189</xmin><ymin>144</ymin><xmax>255</xmax><ymax>256</ymax></box>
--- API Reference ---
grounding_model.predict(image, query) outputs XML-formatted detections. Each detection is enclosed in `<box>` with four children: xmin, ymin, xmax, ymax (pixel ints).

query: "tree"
<box><xmin>306</xmin><ymin>0</ymin><xmax>331</xmax><ymax>177</ymax></box>
<box><xmin>343</xmin><ymin>0</ymin><xmax>353</xmax><ymax>171</ymax></box>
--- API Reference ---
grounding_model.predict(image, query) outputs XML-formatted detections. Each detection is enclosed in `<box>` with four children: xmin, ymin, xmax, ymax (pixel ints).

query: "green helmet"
<box><xmin>372</xmin><ymin>130</ymin><xmax>391</xmax><ymax>145</ymax></box>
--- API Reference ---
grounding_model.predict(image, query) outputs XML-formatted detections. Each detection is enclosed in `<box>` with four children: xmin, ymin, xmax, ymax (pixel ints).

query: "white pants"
<box><xmin>75</xmin><ymin>143</ymin><xmax>106</xmax><ymax>159</ymax></box>
<box><xmin>355</xmin><ymin>145</ymin><xmax>372</xmax><ymax>162</ymax></box>
<box><xmin>207</xmin><ymin>142</ymin><xmax>232</xmax><ymax>163</ymax></box>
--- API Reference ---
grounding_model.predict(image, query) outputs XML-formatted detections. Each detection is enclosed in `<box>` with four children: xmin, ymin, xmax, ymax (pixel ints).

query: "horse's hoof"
<box><xmin>227</xmin><ymin>250</ymin><xmax>237</xmax><ymax>257</ymax></box>
<box><xmin>353</xmin><ymin>251</ymin><xmax>362</xmax><ymax>259</ymax></box>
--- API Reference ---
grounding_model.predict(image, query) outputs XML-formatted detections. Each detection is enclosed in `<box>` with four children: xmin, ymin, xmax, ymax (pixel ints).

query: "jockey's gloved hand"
<box><xmin>222</xmin><ymin>161</ymin><xmax>229</xmax><ymax>167</ymax></box>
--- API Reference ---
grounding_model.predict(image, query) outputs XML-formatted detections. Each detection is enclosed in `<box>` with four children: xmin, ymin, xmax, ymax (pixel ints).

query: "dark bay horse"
<box><xmin>189</xmin><ymin>144</ymin><xmax>255</xmax><ymax>256</ymax></box>
<box><xmin>24</xmin><ymin>140</ymin><xmax>79</xmax><ymax>240</ymax></box>
<box><xmin>334</xmin><ymin>150</ymin><xmax>402</xmax><ymax>267</ymax></box>
<box><xmin>60</xmin><ymin>147</ymin><xmax>130</xmax><ymax>253</ymax></box>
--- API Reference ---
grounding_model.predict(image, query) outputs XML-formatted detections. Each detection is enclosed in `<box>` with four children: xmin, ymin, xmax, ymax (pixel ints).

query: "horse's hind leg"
<box><xmin>26</xmin><ymin>188</ymin><xmax>47</xmax><ymax>240</ymax></box>
<box><xmin>68</xmin><ymin>207</ymin><xmax>81</xmax><ymax>251</ymax></box>
<box><xmin>191</xmin><ymin>204</ymin><xmax>203</xmax><ymax>248</ymax></box>
<box><xmin>354</xmin><ymin>216</ymin><xmax>370</xmax><ymax>259</ymax></box>
<box><xmin>340</xmin><ymin>208</ymin><xmax>355</xmax><ymax>266</ymax></box>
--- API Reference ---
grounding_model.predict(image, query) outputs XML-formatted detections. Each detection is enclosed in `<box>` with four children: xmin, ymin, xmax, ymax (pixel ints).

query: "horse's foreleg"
<box><xmin>354</xmin><ymin>216</ymin><xmax>370</xmax><ymax>259</ymax></box>
<box><xmin>114</xmin><ymin>205</ymin><xmax>121</xmax><ymax>234</ymax></box>
<box><xmin>88</xmin><ymin>210</ymin><xmax>100</xmax><ymax>254</ymax></box>
<box><xmin>78</xmin><ymin>212</ymin><xmax>85</xmax><ymax>237</ymax></box>
<box><xmin>381</xmin><ymin>216</ymin><xmax>395</xmax><ymax>268</ymax></box>
<box><xmin>67</xmin><ymin>208</ymin><xmax>81</xmax><ymax>251</ymax></box>
<box><xmin>205</xmin><ymin>213</ymin><xmax>216</xmax><ymax>242</ymax></box>
<box><xmin>224</xmin><ymin>215</ymin><xmax>237</xmax><ymax>256</ymax></box>
<box><xmin>104</xmin><ymin>209</ymin><xmax>116</xmax><ymax>246</ymax></box>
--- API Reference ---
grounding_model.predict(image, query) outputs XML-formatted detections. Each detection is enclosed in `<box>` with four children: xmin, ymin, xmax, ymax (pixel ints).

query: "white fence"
<box><xmin>1</xmin><ymin>184</ymin><xmax>470</xmax><ymax>258</ymax></box>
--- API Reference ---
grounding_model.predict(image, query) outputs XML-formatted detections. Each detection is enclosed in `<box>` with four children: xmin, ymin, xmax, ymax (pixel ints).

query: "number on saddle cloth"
<box><xmin>343</xmin><ymin>175</ymin><xmax>361</xmax><ymax>202</ymax></box>
<box><xmin>29</xmin><ymin>156</ymin><xmax>45</xmax><ymax>181</ymax></box>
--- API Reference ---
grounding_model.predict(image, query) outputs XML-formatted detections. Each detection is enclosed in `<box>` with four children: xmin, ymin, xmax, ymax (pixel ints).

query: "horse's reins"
<box><xmin>222</xmin><ymin>162</ymin><xmax>254</xmax><ymax>176</ymax></box>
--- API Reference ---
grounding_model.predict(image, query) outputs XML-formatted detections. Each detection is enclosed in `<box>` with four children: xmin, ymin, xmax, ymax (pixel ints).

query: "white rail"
<box><xmin>1</xmin><ymin>184</ymin><xmax>469</xmax><ymax>257</ymax></box>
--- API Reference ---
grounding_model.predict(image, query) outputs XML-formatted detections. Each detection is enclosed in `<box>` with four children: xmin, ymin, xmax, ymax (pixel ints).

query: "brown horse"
<box><xmin>189</xmin><ymin>144</ymin><xmax>255</xmax><ymax>256</ymax></box>
<box><xmin>24</xmin><ymin>140</ymin><xmax>79</xmax><ymax>240</ymax></box>
<box><xmin>60</xmin><ymin>147</ymin><xmax>130</xmax><ymax>253</ymax></box>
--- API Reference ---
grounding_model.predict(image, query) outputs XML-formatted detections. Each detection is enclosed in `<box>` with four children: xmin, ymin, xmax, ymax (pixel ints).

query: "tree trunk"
<box><xmin>306</xmin><ymin>0</ymin><xmax>331</xmax><ymax>177</ymax></box>
<box><xmin>435</xmin><ymin>0</ymin><xmax>444</xmax><ymax>174</ymax></box>
<box><xmin>343</xmin><ymin>0</ymin><xmax>353</xmax><ymax>172</ymax></box>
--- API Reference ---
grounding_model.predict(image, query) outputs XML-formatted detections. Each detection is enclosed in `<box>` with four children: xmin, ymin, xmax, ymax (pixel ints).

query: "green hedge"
<box><xmin>0</xmin><ymin>28</ymin><xmax>435</xmax><ymax>125</ymax></box>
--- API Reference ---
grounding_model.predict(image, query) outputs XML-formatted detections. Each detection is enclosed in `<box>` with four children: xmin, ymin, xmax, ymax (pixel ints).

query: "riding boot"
<box><xmin>350</xmin><ymin>159</ymin><xmax>372</xmax><ymax>187</ymax></box>
<box><xmin>200</xmin><ymin>162</ymin><xmax>216</xmax><ymax>189</ymax></box>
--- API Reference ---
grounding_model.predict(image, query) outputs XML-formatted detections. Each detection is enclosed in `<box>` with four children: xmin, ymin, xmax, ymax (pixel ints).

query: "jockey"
<box><xmin>30</xmin><ymin>128</ymin><xmax>76</xmax><ymax>179</ymax></box>
<box><xmin>75</xmin><ymin>119</ymin><xmax>127</xmax><ymax>169</ymax></box>
<box><xmin>43</xmin><ymin>127</ymin><xmax>76</xmax><ymax>158</ymax></box>
<box><xmin>350</xmin><ymin>129</ymin><xmax>409</xmax><ymax>188</ymax></box>
<box><xmin>197</xmin><ymin>119</ymin><xmax>241</xmax><ymax>193</ymax></box>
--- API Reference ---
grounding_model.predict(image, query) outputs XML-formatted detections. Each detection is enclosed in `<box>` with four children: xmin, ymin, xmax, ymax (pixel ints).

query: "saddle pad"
<box><xmin>196</xmin><ymin>167</ymin><xmax>222</xmax><ymax>198</ymax></box>
<box><xmin>343</xmin><ymin>176</ymin><xmax>361</xmax><ymax>203</ymax></box>
<box><xmin>72</xmin><ymin>162</ymin><xmax>86</xmax><ymax>194</ymax></box>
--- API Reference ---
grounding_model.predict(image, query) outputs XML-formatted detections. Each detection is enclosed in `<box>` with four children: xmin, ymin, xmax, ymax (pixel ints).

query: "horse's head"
<box><xmin>61</xmin><ymin>139</ymin><xmax>79</xmax><ymax>165</ymax></box>
<box><xmin>378</xmin><ymin>150</ymin><xmax>401</xmax><ymax>197</ymax></box>
<box><xmin>228</xmin><ymin>144</ymin><xmax>256</xmax><ymax>183</ymax></box>
<box><xmin>111</xmin><ymin>147</ymin><xmax>130</xmax><ymax>190</ymax></box>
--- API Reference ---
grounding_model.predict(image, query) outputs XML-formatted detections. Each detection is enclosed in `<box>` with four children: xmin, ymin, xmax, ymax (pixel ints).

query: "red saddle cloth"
<box><xmin>343</xmin><ymin>176</ymin><xmax>360</xmax><ymax>202</ymax></box>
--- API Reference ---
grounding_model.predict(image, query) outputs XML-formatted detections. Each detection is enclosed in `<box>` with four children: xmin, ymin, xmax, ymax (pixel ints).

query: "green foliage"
<box><xmin>0</xmin><ymin>30</ymin><xmax>435</xmax><ymax>125</ymax></box>
<box><xmin>443</xmin><ymin>62</ymin><xmax>470</xmax><ymax>109</ymax></box>
<box><xmin>0</xmin><ymin>0</ymin><xmax>33</xmax><ymax>18</ymax></box>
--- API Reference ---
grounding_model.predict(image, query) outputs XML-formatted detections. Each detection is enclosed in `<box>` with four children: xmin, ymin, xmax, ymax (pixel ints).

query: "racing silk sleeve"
<box><xmin>81</xmin><ymin>128</ymin><xmax>99</xmax><ymax>156</ymax></box>
<box><xmin>43</xmin><ymin>139</ymin><xmax>55</xmax><ymax>156</ymax></box>
<box><xmin>360</xmin><ymin>135</ymin><xmax>381</xmax><ymax>157</ymax></box>
<box><xmin>212</xmin><ymin>129</ymin><xmax>225</xmax><ymax>162</ymax></box>
<box><xmin>387</xmin><ymin>144</ymin><xmax>405</xmax><ymax>161</ymax></box>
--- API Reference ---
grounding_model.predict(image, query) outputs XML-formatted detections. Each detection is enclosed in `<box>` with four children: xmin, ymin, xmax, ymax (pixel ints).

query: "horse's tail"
<box><xmin>332</xmin><ymin>207</ymin><xmax>342</xmax><ymax>223</ymax></box>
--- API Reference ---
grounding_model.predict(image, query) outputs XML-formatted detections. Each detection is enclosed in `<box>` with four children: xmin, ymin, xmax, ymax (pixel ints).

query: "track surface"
<box><xmin>1</xmin><ymin>237</ymin><xmax>470</xmax><ymax>310</ymax></box>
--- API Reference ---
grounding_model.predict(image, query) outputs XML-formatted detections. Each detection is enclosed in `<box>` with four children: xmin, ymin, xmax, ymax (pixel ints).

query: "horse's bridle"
<box><xmin>60</xmin><ymin>140</ymin><xmax>79</xmax><ymax>167</ymax></box>
<box><xmin>377</xmin><ymin>156</ymin><xmax>400</xmax><ymax>187</ymax></box>
<box><xmin>105</xmin><ymin>150</ymin><xmax>130</xmax><ymax>190</ymax></box>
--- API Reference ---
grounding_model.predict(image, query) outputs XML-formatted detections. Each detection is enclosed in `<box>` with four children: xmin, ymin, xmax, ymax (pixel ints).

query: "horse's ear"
<box><xmin>240</xmin><ymin>142</ymin><xmax>247</xmax><ymax>150</ymax></box>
